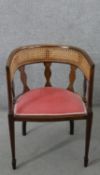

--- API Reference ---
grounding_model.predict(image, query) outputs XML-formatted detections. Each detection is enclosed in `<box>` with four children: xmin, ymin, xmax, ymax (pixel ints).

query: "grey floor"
<box><xmin>0</xmin><ymin>107</ymin><xmax>100</xmax><ymax>175</ymax></box>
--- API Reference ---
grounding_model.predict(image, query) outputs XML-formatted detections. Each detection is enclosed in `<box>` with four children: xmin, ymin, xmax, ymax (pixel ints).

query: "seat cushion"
<box><xmin>14</xmin><ymin>87</ymin><xmax>87</xmax><ymax>116</ymax></box>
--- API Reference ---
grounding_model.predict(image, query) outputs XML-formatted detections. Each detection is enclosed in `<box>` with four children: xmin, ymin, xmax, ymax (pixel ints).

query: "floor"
<box><xmin>0</xmin><ymin>107</ymin><xmax>100</xmax><ymax>175</ymax></box>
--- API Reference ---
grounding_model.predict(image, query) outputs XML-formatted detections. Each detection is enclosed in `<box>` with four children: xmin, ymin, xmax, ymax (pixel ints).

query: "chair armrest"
<box><xmin>87</xmin><ymin>64</ymin><xmax>95</xmax><ymax>113</ymax></box>
<box><xmin>6</xmin><ymin>66</ymin><xmax>14</xmax><ymax>114</ymax></box>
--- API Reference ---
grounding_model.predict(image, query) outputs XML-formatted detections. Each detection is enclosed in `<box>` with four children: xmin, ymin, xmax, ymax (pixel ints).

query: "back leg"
<box><xmin>22</xmin><ymin>122</ymin><xmax>27</xmax><ymax>136</ymax></box>
<box><xmin>69</xmin><ymin>120</ymin><xmax>74</xmax><ymax>135</ymax></box>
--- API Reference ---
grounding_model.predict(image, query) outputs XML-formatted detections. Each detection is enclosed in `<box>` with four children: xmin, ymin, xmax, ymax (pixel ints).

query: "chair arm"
<box><xmin>6</xmin><ymin>66</ymin><xmax>14</xmax><ymax>114</ymax></box>
<box><xmin>87</xmin><ymin>64</ymin><xmax>95</xmax><ymax>114</ymax></box>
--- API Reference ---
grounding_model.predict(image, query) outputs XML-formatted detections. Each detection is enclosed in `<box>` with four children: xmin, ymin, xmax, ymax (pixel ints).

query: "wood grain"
<box><xmin>19</xmin><ymin>65</ymin><xmax>30</xmax><ymax>93</ymax></box>
<box><xmin>67</xmin><ymin>65</ymin><xmax>77</xmax><ymax>91</ymax></box>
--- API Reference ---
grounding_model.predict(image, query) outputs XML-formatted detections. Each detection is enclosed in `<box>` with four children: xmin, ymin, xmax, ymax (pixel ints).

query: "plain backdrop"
<box><xmin>0</xmin><ymin>0</ymin><xmax>100</xmax><ymax>109</ymax></box>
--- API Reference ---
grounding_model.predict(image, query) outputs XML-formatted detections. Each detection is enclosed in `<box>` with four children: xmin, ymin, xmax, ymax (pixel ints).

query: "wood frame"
<box><xmin>6</xmin><ymin>44</ymin><xmax>95</xmax><ymax>169</ymax></box>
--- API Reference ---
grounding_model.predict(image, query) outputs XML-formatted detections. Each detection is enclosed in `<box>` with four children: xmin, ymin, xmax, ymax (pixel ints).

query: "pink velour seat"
<box><xmin>14</xmin><ymin>87</ymin><xmax>87</xmax><ymax>116</ymax></box>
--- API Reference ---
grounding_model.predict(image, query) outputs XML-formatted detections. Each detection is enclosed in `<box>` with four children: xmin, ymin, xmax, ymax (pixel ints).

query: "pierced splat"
<box><xmin>67</xmin><ymin>65</ymin><xmax>77</xmax><ymax>92</ymax></box>
<box><xmin>44</xmin><ymin>62</ymin><xmax>52</xmax><ymax>86</ymax></box>
<box><xmin>19</xmin><ymin>65</ymin><xmax>30</xmax><ymax>93</ymax></box>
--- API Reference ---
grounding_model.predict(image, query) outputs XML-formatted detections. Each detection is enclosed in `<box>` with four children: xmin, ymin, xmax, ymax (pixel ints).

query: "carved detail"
<box><xmin>19</xmin><ymin>65</ymin><xmax>30</xmax><ymax>93</ymax></box>
<box><xmin>44</xmin><ymin>49</ymin><xmax>52</xmax><ymax>86</ymax></box>
<box><xmin>67</xmin><ymin>65</ymin><xmax>77</xmax><ymax>91</ymax></box>
<box><xmin>44</xmin><ymin>62</ymin><xmax>52</xmax><ymax>86</ymax></box>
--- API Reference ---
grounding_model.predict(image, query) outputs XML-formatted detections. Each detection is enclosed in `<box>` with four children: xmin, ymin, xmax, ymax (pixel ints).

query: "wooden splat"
<box><xmin>44</xmin><ymin>62</ymin><xmax>52</xmax><ymax>86</ymax></box>
<box><xmin>44</xmin><ymin>49</ymin><xmax>52</xmax><ymax>86</ymax></box>
<box><xmin>67</xmin><ymin>65</ymin><xmax>77</xmax><ymax>92</ymax></box>
<box><xmin>19</xmin><ymin>65</ymin><xmax>30</xmax><ymax>93</ymax></box>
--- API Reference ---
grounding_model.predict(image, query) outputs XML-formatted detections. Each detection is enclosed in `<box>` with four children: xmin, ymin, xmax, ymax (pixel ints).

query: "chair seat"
<box><xmin>14</xmin><ymin>87</ymin><xmax>87</xmax><ymax>116</ymax></box>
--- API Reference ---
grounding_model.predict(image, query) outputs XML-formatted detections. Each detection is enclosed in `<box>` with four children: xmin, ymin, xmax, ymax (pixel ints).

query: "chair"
<box><xmin>6</xmin><ymin>44</ymin><xmax>95</xmax><ymax>169</ymax></box>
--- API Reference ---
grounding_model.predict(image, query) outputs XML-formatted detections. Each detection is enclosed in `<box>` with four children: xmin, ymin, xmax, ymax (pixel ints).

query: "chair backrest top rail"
<box><xmin>6</xmin><ymin>44</ymin><xmax>94</xmax><ymax>81</ymax></box>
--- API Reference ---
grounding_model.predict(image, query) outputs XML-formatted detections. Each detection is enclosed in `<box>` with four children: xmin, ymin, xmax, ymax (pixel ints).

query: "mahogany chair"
<box><xmin>6</xmin><ymin>45</ymin><xmax>95</xmax><ymax>169</ymax></box>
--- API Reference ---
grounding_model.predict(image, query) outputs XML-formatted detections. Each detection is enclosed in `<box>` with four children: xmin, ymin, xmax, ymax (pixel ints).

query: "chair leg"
<box><xmin>8</xmin><ymin>115</ymin><xmax>16</xmax><ymax>170</ymax></box>
<box><xmin>22</xmin><ymin>122</ymin><xmax>27</xmax><ymax>136</ymax></box>
<box><xmin>69</xmin><ymin>120</ymin><xmax>74</xmax><ymax>135</ymax></box>
<box><xmin>84</xmin><ymin>112</ymin><xmax>93</xmax><ymax>167</ymax></box>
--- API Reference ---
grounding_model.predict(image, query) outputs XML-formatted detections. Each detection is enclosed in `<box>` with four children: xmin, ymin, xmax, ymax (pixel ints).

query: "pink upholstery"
<box><xmin>14</xmin><ymin>87</ymin><xmax>87</xmax><ymax>116</ymax></box>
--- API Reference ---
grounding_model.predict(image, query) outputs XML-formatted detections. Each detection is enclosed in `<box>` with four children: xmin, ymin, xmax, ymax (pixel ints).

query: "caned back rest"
<box><xmin>6</xmin><ymin>45</ymin><xmax>95</xmax><ymax>113</ymax></box>
<box><xmin>7</xmin><ymin>45</ymin><xmax>93</xmax><ymax>83</ymax></box>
